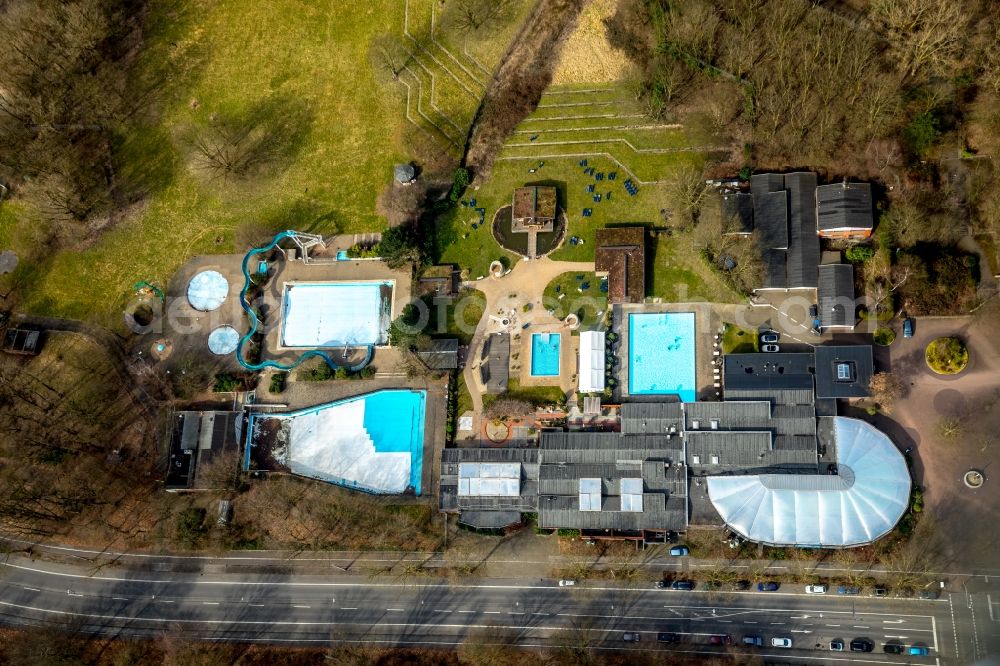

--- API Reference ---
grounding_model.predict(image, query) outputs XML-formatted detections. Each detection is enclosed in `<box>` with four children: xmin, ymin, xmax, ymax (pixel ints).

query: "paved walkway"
<box><xmin>460</xmin><ymin>257</ymin><xmax>595</xmax><ymax>441</ymax></box>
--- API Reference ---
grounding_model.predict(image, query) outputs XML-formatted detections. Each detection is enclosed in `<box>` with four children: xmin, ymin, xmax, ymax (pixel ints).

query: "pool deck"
<box><xmin>162</xmin><ymin>253</ymin><xmax>411</xmax><ymax>371</ymax></box>
<box><xmin>614</xmin><ymin>302</ymin><xmax>722</xmax><ymax>402</ymax></box>
<box><xmin>518</xmin><ymin>325</ymin><xmax>577</xmax><ymax>392</ymax></box>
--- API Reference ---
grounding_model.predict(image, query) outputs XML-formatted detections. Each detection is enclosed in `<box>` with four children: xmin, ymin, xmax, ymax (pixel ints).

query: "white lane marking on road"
<box><xmin>484</xmin><ymin>611</ymin><xmax>500</xmax><ymax>614</ymax></box>
<box><xmin>203</xmin><ymin>602</ymin><xmax>218</xmax><ymax>605</ymax></box>
<box><xmin>294</xmin><ymin>605</ymin><xmax>311</xmax><ymax>609</ymax></box>
<box><xmin>458</xmin><ymin>610</ymin><xmax>474</xmax><ymax>614</ymax></box>
<box><xmin>250</xmin><ymin>604</ymin><xmax>265</xmax><ymax>607</ymax></box>
<box><xmin>949</xmin><ymin>593</ymin><xmax>959</xmax><ymax>659</ymax></box>
<box><xmin>158</xmin><ymin>600</ymin><xmax>174</xmax><ymax>604</ymax></box>
<box><xmin>113</xmin><ymin>597</ymin><xmax>127</xmax><ymax>601</ymax></box>
<box><xmin>883</xmin><ymin>619</ymin><xmax>905</xmax><ymax>624</ymax></box>
<box><xmin>341</xmin><ymin>607</ymin><xmax>358</xmax><ymax>610</ymax></box>
<box><xmin>435</xmin><ymin>610</ymin><xmax>451</xmax><ymax>613</ymax></box>
<box><xmin>931</xmin><ymin>614</ymin><xmax>938</xmax><ymax>651</ymax></box>
<box><xmin>509</xmin><ymin>612</ymin><xmax>524</xmax><ymax>615</ymax></box>
<box><xmin>745</xmin><ymin>621</ymin><xmax>757</xmax><ymax>624</ymax></box>
<box><xmin>827</xmin><ymin>624</ymin><xmax>840</xmax><ymax>627</ymax></box>
<box><xmin>853</xmin><ymin>625</ymin><xmax>869</xmax><ymax>629</ymax></box>
<box><xmin>22</xmin><ymin>587</ymin><xmax>40</xmax><ymax>592</ymax></box>
<box><xmin>386</xmin><ymin>608</ymin><xmax>404</xmax><ymax>612</ymax></box>
<box><xmin>884</xmin><ymin>635</ymin><xmax>910</xmax><ymax>639</ymax></box>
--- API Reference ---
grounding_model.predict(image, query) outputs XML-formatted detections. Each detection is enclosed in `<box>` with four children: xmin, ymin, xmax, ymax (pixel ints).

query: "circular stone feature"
<box><xmin>964</xmin><ymin>470</ymin><xmax>984</xmax><ymax>489</ymax></box>
<box><xmin>187</xmin><ymin>270</ymin><xmax>229</xmax><ymax>311</ymax></box>
<box><xmin>925</xmin><ymin>336</ymin><xmax>969</xmax><ymax>375</ymax></box>
<box><xmin>208</xmin><ymin>325</ymin><xmax>240</xmax><ymax>355</ymax></box>
<box><xmin>564</xmin><ymin>313</ymin><xmax>580</xmax><ymax>330</ymax></box>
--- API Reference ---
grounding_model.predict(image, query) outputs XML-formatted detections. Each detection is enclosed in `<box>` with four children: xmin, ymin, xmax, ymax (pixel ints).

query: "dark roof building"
<box><xmin>595</xmin><ymin>227</ymin><xmax>646</xmax><ymax>304</ymax></box>
<box><xmin>512</xmin><ymin>186</ymin><xmax>557</xmax><ymax>232</ymax></box>
<box><xmin>723</xmin><ymin>353</ymin><xmax>816</xmax><ymax>393</ymax></box>
<box><xmin>814</xmin><ymin>345</ymin><xmax>873</xmax><ymax>399</ymax></box>
<box><xmin>721</xmin><ymin>192</ymin><xmax>754</xmax><ymax>235</ymax></box>
<box><xmin>165</xmin><ymin>411</ymin><xmax>243</xmax><ymax>491</ymax></box>
<box><xmin>439</xmin><ymin>448</ymin><xmax>539</xmax><ymax>529</ymax></box>
<box><xmin>784</xmin><ymin>172</ymin><xmax>821</xmax><ymax>289</ymax></box>
<box><xmin>417</xmin><ymin>338</ymin><xmax>459</xmax><ymax>370</ymax></box>
<box><xmin>480</xmin><ymin>333</ymin><xmax>510</xmax><ymax>394</ymax></box>
<box><xmin>816</xmin><ymin>182</ymin><xmax>873</xmax><ymax>239</ymax></box>
<box><xmin>817</xmin><ymin>263</ymin><xmax>855</xmax><ymax>330</ymax></box>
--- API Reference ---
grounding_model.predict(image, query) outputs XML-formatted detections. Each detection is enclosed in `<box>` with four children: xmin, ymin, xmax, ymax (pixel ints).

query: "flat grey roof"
<box><xmin>814</xmin><ymin>345</ymin><xmax>874</xmax><ymax>399</ymax></box>
<box><xmin>723</xmin><ymin>353</ymin><xmax>815</xmax><ymax>392</ymax></box>
<box><xmin>721</xmin><ymin>192</ymin><xmax>754</xmax><ymax>234</ymax></box>
<box><xmin>816</xmin><ymin>182</ymin><xmax>873</xmax><ymax>232</ymax></box>
<box><xmin>784</xmin><ymin>172</ymin><xmax>820</xmax><ymax>288</ymax></box>
<box><xmin>480</xmin><ymin>333</ymin><xmax>510</xmax><ymax>394</ymax></box>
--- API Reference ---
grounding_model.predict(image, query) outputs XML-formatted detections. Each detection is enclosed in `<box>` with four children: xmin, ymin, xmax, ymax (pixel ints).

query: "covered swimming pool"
<box><xmin>280</xmin><ymin>281</ymin><xmax>393</xmax><ymax>348</ymax></box>
<box><xmin>530</xmin><ymin>332</ymin><xmax>561</xmax><ymax>377</ymax></box>
<box><xmin>244</xmin><ymin>389</ymin><xmax>426</xmax><ymax>495</ymax></box>
<box><xmin>628</xmin><ymin>312</ymin><xmax>696</xmax><ymax>401</ymax></box>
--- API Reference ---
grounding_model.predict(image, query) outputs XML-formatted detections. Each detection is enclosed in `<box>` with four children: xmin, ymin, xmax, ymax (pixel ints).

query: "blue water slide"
<box><xmin>235</xmin><ymin>230</ymin><xmax>374</xmax><ymax>373</ymax></box>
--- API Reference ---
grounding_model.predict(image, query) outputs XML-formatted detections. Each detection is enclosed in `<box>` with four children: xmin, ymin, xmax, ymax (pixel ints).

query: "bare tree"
<box><xmin>869</xmin><ymin>372</ymin><xmax>905</xmax><ymax>414</ymax></box>
<box><xmin>367</xmin><ymin>33</ymin><xmax>414</xmax><ymax>83</ymax></box>
<box><xmin>870</xmin><ymin>0</ymin><xmax>968</xmax><ymax>78</ymax></box>
<box><xmin>443</xmin><ymin>0</ymin><xmax>517</xmax><ymax>36</ymax></box>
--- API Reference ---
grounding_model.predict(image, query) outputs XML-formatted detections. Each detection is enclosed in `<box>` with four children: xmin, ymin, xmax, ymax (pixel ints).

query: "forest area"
<box><xmin>606</xmin><ymin>0</ymin><xmax>1000</xmax><ymax>315</ymax></box>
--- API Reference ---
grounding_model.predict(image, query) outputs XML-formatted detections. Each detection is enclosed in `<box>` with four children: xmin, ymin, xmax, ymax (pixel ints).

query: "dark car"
<box><xmin>851</xmin><ymin>639</ymin><xmax>874</xmax><ymax>652</ymax></box>
<box><xmin>838</xmin><ymin>585</ymin><xmax>860</xmax><ymax>595</ymax></box>
<box><xmin>883</xmin><ymin>644</ymin><xmax>905</xmax><ymax>654</ymax></box>
<box><xmin>903</xmin><ymin>318</ymin><xmax>914</xmax><ymax>338</ymax></box>
<box><xmin>734</xmin><ymin>580</ymin><xmax>750</xmax><ymax>590</ymax></box>
<box><xmin>708</xmin><ymin>635</ymin><xmax>732</xmax><ymax>645</ymax></box>
<box><xmin>657</xmin><ymin>632</ymin><xmax>680</xmax><ymax>643</ymax></box>
<box><xmin>622</xmin><ymin>632</ymin><xmax>640</xmax><ymax>642</ymax></box>
<box><xmin>742</xmin><ymin>635</ymin><xmax>763</xmax><ymax>647</ymax></box>
<box><xmin>919</xmin><ymin>589</ymin><xmax>940</xmax><ymax>600</ymax></box>
<box><xmin>809</xmin><ymin>304</ymin><xmax>819</xmax><ymax>318</ymax></box>
<box><xmin>874</xmin><ymin>587</ymin><xmax>888</xmax><ymax>597</ymax></box>
<box><xmin>760</xmin><ymin>331</ymin><xmax>779</xmax><ymax>344</ymax></box>
<box><xmin>671</xmin><ymin>580</ymin><xmax>695</xmax><ymax>591</ymax></box>
<box><xmin>830</xmin><ymin>640</ymin><xmax>845</xmax><ymax>651</ymax></box>
<box><xmin>757</xmin><ymin>582</ymin><xmax>779</xmax><ymax>592</ymax></box>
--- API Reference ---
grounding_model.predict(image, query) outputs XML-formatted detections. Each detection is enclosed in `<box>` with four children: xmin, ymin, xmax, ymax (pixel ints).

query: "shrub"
<box><xmin>925</xmin><ymin>336</ymin><xmax>969</xmax><ymax>374</ymax></box>
<box><xmin>845</xmin><ymin>245</ymin><xmax>876</xmax><ymax>263</ymax></box>
<box><xmin>448</xmin><ymin>167</ymin><xmax>470</xmax><ymax>202</ymax></box>
<box><xmin>904</xmin><ymin>110</ymin><xmax>941</xmax><ymax>156</ymax></box>
<box><xmin>557</xmin><ymin>528</ymin><xmax>581</xmax><ymax>538</ymax></box>
<box><xmin>738</xmin><ymin>165</ymin><xmax>752</xmax><ymax>180</ymax></box>
<box><xmin>269</xmin><ymin>372</ymin><xmax>287</xmax><ymax>393</ymax></box>
<box><xmin>176</xmin><ymin>507</ymin><xmax>207</xmax><ymax>547</ymax></box>
<box><xmin>213</xmin><ymin>373</ymin><xmax>242</xmax><ymax>392</ymax></box>
<box><xmin>873</xmin><ymin>327</ymin><xmax>896</xmax><ymax>346</ymax></box>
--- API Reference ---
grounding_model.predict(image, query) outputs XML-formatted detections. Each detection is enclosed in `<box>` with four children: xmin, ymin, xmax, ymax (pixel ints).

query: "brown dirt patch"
<box><xmin>464</xmin><ymin>0</ymin><xmax>588</xmax><ymax>183</ymax></box>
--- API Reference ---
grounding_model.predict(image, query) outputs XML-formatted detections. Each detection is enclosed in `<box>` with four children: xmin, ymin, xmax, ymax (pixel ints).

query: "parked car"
<box><xmin>708</xmin><ymin>635</ymin><xmax>732</xmax><ymax>645</ymax></box>
<box><xmin>830</xmin><ymin>640</ymin><xmax>845</xmax><ymax>651</ymax></box>
<box><xmin>760</xmin><ymin>331</ymin><xmax>779</xmax><ymax>343</ymax></box>
<box><xmin>919</xmin><ymin>590</ymin><xmax>940</xmax><ymax>600</ymax></box>
<box><xmin>757</xmin><ymin>582</ymin><xmax>779</xmax><ymax>592</ymax></box>
<box><xmin>655</xmin><ymin>580</ymin><xmax>667</xmax><ymax>589</ymax></box>
<box><xmin>809</xmin><ymin>304</ymin><xmax>819</xmax><ymax>319</ymax></box>
<box><xmin>671</xmin><ymin>580</ymin><xmax>695</xmax><ymax>591</ymax></box>
<box><xmin>742</xmin><ymin>635</ymin><xmax>763</xmax><ymax>647</ymax></box>
<box><xmin>851</xmin><ymin>639</ymin><xmax>874</xmax><ymax>652</ymax></box>
<box><xmin>908</xmin><ymin>646</ymin><xmax>930</xmax><ymax>656</ymax></box>
<box><xmin>874</xmin><ymin>587</ymin><xmax>888</xmax><ymax>597</ymax></box>
<box><xmin>883</xmin><ymin>644</ymin><xmax>904</xmax><ymax>654</ymax></box>
<box><xmin>657</xmin><ymin>632</ymin><xmax>680</xmax><ymax>643</ymax></box>
<box><xmin>734</xmin><ymin>580</ymin><xmax>750</xmax><ymax>590</ymax></box>
<box><xmin>762</xmin><ymin>344</ymin><xmax>780</xmax><ymax>352</ymax></box>
<box><xmin>805</xmin><ymin>584</ymin><xmax>827</xmax><ymax>594</ymax></box>
<box><xmin>838</xmin><ymin>585</ymin><xmax>860</xmax><ymax>595</ymax></box>
<box><xmin>903</xmin><ymin>318</ymin><xmax>914</xmax><ymax>338</ymax></box>
<box><xmin>622</xmin><ymin>632</ymin><xmax>640</xmax><ymax>642</ymax></box>
<box><xmin>558</xmin><ymin>580</ymin><xmax>576</xmax><ymax>587</ymax></box>
<box><xmin>669</xmin><ymin>546</ymin><xmax>689</xmax><ymax>556</ymax></box>
<box><xmin>771</xmin><ymin>637</ymin><xmax>792</xmax><ymax>648</ymax></box>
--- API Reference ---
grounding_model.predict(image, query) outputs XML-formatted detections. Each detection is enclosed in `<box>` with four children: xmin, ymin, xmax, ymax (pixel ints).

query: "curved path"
<box><xmin>460</xmin><ymin>257</ymin><xmax>595</xmax><ymax>438</ymax></box>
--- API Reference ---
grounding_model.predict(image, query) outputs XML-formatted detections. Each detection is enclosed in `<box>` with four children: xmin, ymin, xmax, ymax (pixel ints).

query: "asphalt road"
<box><xmin>0</xmin><ymin>553</ymin><xmax>975</xmax><ymax>665</ymax></box>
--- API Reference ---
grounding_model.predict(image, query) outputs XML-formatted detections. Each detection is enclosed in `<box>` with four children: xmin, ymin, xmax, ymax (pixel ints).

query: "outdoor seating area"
<box><xmin>577</xmin><ymin>159</ymin><xmax>620</xmax><ymax>215</ymax></box>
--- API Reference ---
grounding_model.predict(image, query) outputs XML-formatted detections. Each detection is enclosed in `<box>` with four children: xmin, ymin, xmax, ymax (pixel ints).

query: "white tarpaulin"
<box><xmin>578</xmin><ymin>330</ymin><xmax>606</xmax><ymax>392</ymax></box>
<box><xmin>707</xmin><ymin>417</ymin><xmax>910</xmax><ymax>547</ymax></box>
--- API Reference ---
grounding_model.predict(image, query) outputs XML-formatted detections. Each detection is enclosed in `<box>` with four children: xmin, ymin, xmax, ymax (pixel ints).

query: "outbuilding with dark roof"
<box><xmin>816</xmin><ymin>181</ymin><xmax>873</xmax><ymax>239</ymax></box>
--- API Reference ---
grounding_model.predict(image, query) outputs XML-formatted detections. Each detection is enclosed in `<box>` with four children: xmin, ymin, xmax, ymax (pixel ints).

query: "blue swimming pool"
<box><xmin>244</xmin><ymin>389</ymin><xmax>425</xmax><ymax>495</ymax></box>
<box><xmin>281</xmin><ymin>281</ymin><xmax>392</xmax><ymax>348</ymax></box>
<box><xmin>628</xmin><ymin>312</ymin><xmax>696</xmax><ymax>401</ymax></box>
<box><xmin>530</xmin><ymin>332</ymin><xmax>561</xmax><ymax>376</ymax></box>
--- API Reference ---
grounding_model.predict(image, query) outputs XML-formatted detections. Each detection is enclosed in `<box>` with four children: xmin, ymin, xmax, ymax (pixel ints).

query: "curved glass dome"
<box><xmin>187</xmin><ymin>270</ymin><xmax>229</xmax><ymax>311</ymax></box>
<box><xmin>208</xmin><ymin>325</ymin><xmax>240</xmax><ymax>355</ymax></box>
<box><xmin>707</xmin><ymin>417</ymin><xmax>910</xmax><ymax>547</ymax></box>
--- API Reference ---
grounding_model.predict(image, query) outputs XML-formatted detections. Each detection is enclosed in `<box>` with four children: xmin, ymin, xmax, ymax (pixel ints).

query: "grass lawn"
<box><xmin>722</xmin><ymin>323</ymin><xmax>759</xmax><ymax>354</ymax></box>
<box><xmin>10</xmin><ymin>0</ymin><xmax>410</xmax><ymax>324</ymax></box>
<box><xmin>425</xmin><ymin>288</ymin><xmax>486</xmax><ymax>344</ymax></box>
<box><xmin>542</xmin><ymin>271</ymin><xmax>607</xmax><ymax>330</ymax></box>
<box><xmin>484</xmin><ymin>379</ymin><xmax>566</xmax><ymax>408</ymax></box>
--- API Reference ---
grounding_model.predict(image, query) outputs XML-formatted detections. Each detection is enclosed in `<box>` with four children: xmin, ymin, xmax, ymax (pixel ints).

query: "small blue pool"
<box><xmin>628</xmin><ymin>312</ymin><xmax>696</xmax><ymax>401</ymax></box>
<box><xmin>530</xmin><ymin>332</ymin><xmax>561</xmax><ymax>376</ymax></box>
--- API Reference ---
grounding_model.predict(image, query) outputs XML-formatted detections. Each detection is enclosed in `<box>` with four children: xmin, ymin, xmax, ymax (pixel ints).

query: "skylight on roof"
<box><xmin>579</xmin><ymin>477</ymin><xmax>601</xmax><ymax>511</ymax></box>
<box><xmin>620</xmin><ymin>477</ymin><xmax>643</xmax><ymax>512</ymax></box>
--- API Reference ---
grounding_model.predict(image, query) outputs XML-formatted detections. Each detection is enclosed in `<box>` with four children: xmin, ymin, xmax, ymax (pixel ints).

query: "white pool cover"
<box><xmin>208</xmin><ymin>325</ymin><xmax>240</xmax><ymax>355</ymax></box>
<box><xmin>187</xmin><ymin>270</ymin><xmax>229</xmax><ymax>311</ymax></box>
<box><xmin>283</xmin><ymin>397</ymin><xmax>410</xmax><ymax>493</ymax></box>
<box><xmin>707</xmin><ymin>417</ymin><xmax>911</xmax><ymax>547</ymax></box>
<box><xmin>281</xmin><ymin>282</ymin><xmax>389</xmax><ymax>347</ymax></box>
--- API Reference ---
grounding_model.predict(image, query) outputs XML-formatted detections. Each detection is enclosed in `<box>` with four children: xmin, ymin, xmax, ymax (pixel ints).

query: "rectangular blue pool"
<box><xmin>530</xmin><ymin>332</ymin><xmax>561</xmax><ymax>377</ymax></box>
<box><xmin>628</xmin><ymin>312</ymin><xmax>696</xmax><ymax>401</ymax></box>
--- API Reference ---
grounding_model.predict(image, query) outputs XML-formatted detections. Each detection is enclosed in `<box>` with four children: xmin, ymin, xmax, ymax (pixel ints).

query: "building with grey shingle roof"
<box><xmin>817</xmin><ymin>263</ymin><xmax>855</xmax><ymax>330</ymax></box>
<box><xmin>816</xmin><ymin>181</ymin><xmax>873</xmax><ymax>239</ymax></box>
